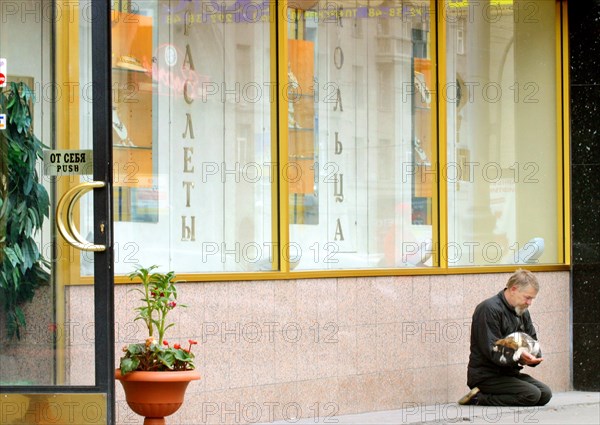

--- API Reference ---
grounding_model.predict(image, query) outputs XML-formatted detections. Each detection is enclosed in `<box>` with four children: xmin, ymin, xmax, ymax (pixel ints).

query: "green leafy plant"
<box><xmin>118</xmin><ymin>265</ymin><xmax>197</xmax><ymax>375</ymax></box>
<box><xmin>0</xmin><ymin>82</ymin><xmax>50</xmax><ymax>339</ymax></box>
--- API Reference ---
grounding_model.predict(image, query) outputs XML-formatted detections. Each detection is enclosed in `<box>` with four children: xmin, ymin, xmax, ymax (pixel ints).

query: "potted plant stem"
<box><xmin>115</xmin><ymin>265</ymin><xmax>200</xmax><ymax>425</ymax></box>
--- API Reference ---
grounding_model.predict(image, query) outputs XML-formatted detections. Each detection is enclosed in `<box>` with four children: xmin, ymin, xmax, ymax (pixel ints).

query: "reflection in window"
<box><xmin>112</xmin><ymin>0</ymin><xmax>274</xmax><ymax>274</ymax></box>
<box><xmin>446</xmin><ymin>1</ymin><xmax>558</xmax><ymax>266</ymax></box>
<box><xmin>288</xmin><ymin>2</ymin><xmax>434</xmax><ymax>270</ymax></box>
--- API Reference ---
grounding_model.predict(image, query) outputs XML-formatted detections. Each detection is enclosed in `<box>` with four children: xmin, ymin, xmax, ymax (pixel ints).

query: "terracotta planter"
<box><xmin>115</xmin><ymin>369</ymin><xmax>201</xmax><ymax>425</ymax></box>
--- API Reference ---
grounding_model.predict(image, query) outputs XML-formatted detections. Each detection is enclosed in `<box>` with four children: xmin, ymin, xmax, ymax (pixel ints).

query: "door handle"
<box><xmin>56</xmin><ymin>181</ymin><xmax>107</xmax><ymax>252</ymax></box>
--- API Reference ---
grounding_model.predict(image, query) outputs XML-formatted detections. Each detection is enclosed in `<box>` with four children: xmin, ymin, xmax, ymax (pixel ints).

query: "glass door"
<box><xmin>0</xmin><ymin>1</ymin><xmax>114</xmax><ymax>424</ymax></box>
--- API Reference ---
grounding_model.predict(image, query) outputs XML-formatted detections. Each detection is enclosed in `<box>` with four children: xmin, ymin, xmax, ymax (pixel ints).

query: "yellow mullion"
<box><xmin>436</xmin><ymin>0</ymin><xmax>448</xmax><ymax>269</ymax></box>
<box><xmin>141</xmin><ymin>263</ymin><xmax>570</xmax><ymax>284</ymax></box>
<box><xmin>277</xmin><ymin>1</ymin><xmax>290</xmax><ymax>273</ymax></box>
<box><xmin>554</xmin><ymin>0</ymin><xmax>564</xmax><ymax>261</ymax></box>
<box><xmin>554</xmin><ymin>0</ymin><xmax>563</xmax><ymax>263</ymax></box>
<box><xmin>56</xmin><ymin>3</ymin><xmax>82</xmax><ymax>286</ymax></box>
<box><xmin>55</xmin><ymin>0</ymin><xmax>81</xmax><ymax>385</ymax></box>
<box><xmin>559</xmin><ymin>0</ymin><xmax>571</xmax><ymax>265</ymax></box>
<box><xmin>269</xmin><ymin>0</ymin><xmax>279</xmax><ymax>271</ymax></box>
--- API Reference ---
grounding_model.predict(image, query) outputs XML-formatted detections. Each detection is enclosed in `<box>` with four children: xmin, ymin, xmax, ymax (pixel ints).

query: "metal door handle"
<box><xmin>56</xmin><ymin>181</ymin><xmax>107</xmax><ymax>252</ymax></box>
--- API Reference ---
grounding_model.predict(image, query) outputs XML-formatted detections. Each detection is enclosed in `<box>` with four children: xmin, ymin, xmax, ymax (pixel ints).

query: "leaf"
<box><xmin>174</xmin><ymin>349</ymin><xmax>192</xmax><ymax>362</ymax></box>
<box><xmin>120</xmin><ymin>357</ymin><xmax>140</xmax><ymax>375</ymax></box>
<box><xmin>27</xmin><ymin>208</ymin><xmax>38</xmax><ymax>231</ymax></box>
<box><xmin>6</xmin><ymin>94</ymin><xmax>15</xmax><ymax>109</ymax></box>
<box><xmin>35</xmin><ymin>184</ymin><xmax>50</xmax><ymax>218</ymax></box>
<box><xmin>19</xmin><ymin>239</ymin><xmax>36</xmax><ymax>271</ymax></box>
<box><xmin>4</xmin><ymin>247</ymin><xmax>20</xmax><ymax>267</ymax></box>
<box><xmin>127</xmin><ymin>343</ymin><xmax>144</xmax><ymax>355</ymax></box>
<box><xmin>11</xmin><ymin>244</ymin><xmax>25</xmax><ymax>272</ymax></box>
<box><xmin>158</xmin><ymin>350</ymin><xmax>175</xmax><ymax>369</ymax></box>
<box><xmin>23</xmin><ymin>174</ymin><xmax>33</xmax><ymax>195</ymax></box>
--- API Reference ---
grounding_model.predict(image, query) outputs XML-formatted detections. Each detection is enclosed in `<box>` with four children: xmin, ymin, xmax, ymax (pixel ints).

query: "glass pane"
<box><xmin>0</xmin><ymin>1</ymin><xmax>95</xmax><ymax>385</ymax></box>
<box><xmin>445</xmin><ymin>0</ymin><xmax>559</xmax><ymax>266</ymax></box>
<box><xmin>111</xmin><ymin>0</ymin><xmax>274</xmax><ymax>274</ymax></box>
<box><xmin>288</xmin><ymin>1</ymin><xmax>434</xmax><ymax>270</ymax></box>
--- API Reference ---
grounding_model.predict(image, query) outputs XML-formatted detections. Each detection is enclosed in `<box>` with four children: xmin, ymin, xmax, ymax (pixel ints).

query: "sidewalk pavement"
<box><xmin>264</xmin><ymin>391</ymin><xmax>599</xmax><ymax>425</ymax></box>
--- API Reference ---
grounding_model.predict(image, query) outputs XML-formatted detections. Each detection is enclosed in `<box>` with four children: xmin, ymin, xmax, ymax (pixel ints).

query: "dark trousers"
<box><xmin>477</xmin><ymin>374</ymin><xmax>552</xmax><ymax>406</ymax></box>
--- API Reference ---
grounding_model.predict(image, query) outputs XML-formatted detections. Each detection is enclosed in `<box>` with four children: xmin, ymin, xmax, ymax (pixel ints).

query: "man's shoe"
<box><xmin>458</xmin><ymin>387</ymin><xmax>480</xmax><ymax>405</ymax></box>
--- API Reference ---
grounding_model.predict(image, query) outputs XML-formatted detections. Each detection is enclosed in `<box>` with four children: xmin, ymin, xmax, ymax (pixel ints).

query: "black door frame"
<box><xmin>0</xmin><ymin>1</ymin><xmax>115</xmax><ymax>423</ymax></box>
<box><xmin>92</xmin><ymin>0</ymin><xmax>115</xmax><ymax>422</ymax></box>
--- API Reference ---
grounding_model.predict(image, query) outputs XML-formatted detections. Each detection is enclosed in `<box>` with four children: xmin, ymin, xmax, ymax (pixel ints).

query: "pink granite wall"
<box><xmin>0</xmin><ymin>286</ymin><xmax>55</xmax><ymax>385</ymax></box>
<box><xmin>63</xmin><ymin>271</ymin><xmax>571</xmax><ymax>424</ymax></box>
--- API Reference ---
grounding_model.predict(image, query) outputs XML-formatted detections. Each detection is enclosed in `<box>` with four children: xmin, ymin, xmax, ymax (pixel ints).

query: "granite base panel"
<box><xmin>96</xmin><ymin>272</ymin><xmax>573</xmax><ymax>423</ymax></box>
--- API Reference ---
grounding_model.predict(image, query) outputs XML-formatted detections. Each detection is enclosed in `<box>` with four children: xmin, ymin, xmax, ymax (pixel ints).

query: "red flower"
<box><xmin>168</xmin><ymin>301</ymin><xmax>177</xmax><ymax>309</ymax></box>
<box><xmin>163</xmin><ymin>340</ymin><xmax>169</xmax><ymax>346</ymax></box>
<box><xmin>189</xmin><ymin>339</ymin><xmax>198</xmax><ymax>345</ymax></box>
<box><xmin>174</xmin><ymin>343</ymin><xmax>181</xmax><ymax>349</ymax></box>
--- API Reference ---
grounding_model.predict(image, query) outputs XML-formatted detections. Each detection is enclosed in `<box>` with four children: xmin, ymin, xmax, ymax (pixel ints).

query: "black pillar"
<box><xmin>569</xmin><ymin>1</ymin><xmax>600</xmax><ymax>391</ymax></box>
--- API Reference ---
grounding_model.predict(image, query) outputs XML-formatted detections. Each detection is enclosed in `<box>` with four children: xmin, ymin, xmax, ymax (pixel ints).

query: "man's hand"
<box><xmin>520</xmin><ymin>351</ymin><xmax>543</xmax><ymax>366</ymax></box>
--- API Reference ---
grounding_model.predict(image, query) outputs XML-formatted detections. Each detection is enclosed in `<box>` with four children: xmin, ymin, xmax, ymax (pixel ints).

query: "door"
<box><xmin>0</xmin><ymin>2</ymin><xmax>115</xmax><ymax>424</ymax></box>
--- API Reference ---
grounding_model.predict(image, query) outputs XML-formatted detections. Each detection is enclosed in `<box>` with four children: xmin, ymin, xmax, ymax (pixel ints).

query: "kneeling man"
<box><xmin>458</xmin><ymin>269</ymin><xmax>552</xmax><ymax>406</ymax></box>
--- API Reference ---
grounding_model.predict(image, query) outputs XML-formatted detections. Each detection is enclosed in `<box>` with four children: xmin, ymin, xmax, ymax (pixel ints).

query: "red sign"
<box><xmin>0</xmin><ymin>73</ymin><xmax>5</xmax><ymax>85</ymax></box>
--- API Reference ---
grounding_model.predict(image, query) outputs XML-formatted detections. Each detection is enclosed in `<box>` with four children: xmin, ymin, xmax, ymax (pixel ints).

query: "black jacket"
<box><xmin>467</xmin><ymin>289</ymin><xmax>541</xmax><ymax>388</ymax></box>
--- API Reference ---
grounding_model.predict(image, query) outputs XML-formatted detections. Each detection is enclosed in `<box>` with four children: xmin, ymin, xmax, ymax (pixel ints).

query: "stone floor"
<box><xmin>263</xmin><ymin>391</ymin><xmax>600</xmax><ymax>424</ymax></box>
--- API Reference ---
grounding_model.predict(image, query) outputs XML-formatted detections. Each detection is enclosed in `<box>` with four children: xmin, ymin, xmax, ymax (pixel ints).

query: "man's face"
<box><xmin>509</xmin><ymin>285</ymin><xmax>538</xmax><ymax>316</ymax></box>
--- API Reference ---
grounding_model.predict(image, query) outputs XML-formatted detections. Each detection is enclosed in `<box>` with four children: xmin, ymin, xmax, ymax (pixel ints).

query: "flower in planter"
<box><xmin>118</xmin><ymin>265</ymin><xmax>197</xmax><ymax>375</ymax></box>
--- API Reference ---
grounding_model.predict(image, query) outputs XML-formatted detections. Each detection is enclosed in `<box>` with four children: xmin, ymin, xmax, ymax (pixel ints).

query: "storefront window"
<box><xmin>445</xmin><ymin>0</ymin><xmax>560</xmax><ymax>266</ymax></box>
<box><xmin>106</xmin><ymin>0</ymin><xmax>565</xmax><ymax>276</ymax></box>
<box><xmin>111</xmin><ymin>1</ymin><xmax>274</xmax><ymax>274</ymax></box>
<box><xmin>287</xmin><ymin>1</ymin><xmax>434</xmax><ymax>270</ymax></box>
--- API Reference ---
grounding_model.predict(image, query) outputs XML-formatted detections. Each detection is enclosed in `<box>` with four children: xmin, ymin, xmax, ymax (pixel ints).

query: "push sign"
<box><xmin>44</xmin><ymin>149</ymin><xmax>94</xmax><ymax>175</ymax></box>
